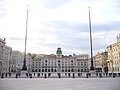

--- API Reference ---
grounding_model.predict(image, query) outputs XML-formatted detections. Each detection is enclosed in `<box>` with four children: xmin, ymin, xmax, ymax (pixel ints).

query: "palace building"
<box><xmin>31</xmin><ymin>48</ymin><xmax>89</xmax><ymax>77</ymax></box>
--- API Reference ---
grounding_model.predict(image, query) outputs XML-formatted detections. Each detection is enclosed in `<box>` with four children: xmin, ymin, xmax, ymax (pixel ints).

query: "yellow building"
<box><xmin>94</xmin><ymin>52</ymin><xmax>108</xmax><ymax>74</ymax></box>
<box><xmin>107</xmin><ymin>34</ymin><xmax>120</xmax><ymax>76</ymax></box>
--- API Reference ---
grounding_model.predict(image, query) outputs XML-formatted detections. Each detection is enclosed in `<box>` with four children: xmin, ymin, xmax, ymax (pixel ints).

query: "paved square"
<box><xmin>0</xmin><ymin>78</ymin><xmax>120</xmax><ymax>90</ymax></box>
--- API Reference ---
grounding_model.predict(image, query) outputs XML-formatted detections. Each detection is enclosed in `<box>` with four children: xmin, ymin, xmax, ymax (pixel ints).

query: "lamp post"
<box><xmin>88</xmin><ymin>7</ymin><xmax>94</xmax><ymax>70</ymax></box>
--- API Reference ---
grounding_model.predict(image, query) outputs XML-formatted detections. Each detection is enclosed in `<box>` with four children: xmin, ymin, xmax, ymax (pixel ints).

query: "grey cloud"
<box><xmin>34</xmin><ymin>21</ymin><xmax>120</xmax><ymax>46</ymax></box>
<box><xmin>38</xmin><ymin>21</ymin><xmax>116</xmax><ymax>34</ymax></box>
<box><xmin>92</xmin><ymin>21</ymin><xmax>120</xmax><ymax>32</ymax></box>
<box><xmin>48</xmin><ymin>21</ymin><xmax>120</xmax><ymax>33</ymax></box>
<box><xmin>31</xmin><ymin>20</ymin><xmax>120</xmax><ymax>55</ymax></box>
<box><xmin>8</xmin><ymin>37</ymin><xmax>24</xmax><ymax>41</ymax></box>
<box><xmin>38</xmin><ymin>42</ymin><xmax>59</xmax><ymax>48</ymax></box>
<box><xmin>38</xmin><ymin>21</ymin><xmax>88</xmax><ymax>33</ymax></box>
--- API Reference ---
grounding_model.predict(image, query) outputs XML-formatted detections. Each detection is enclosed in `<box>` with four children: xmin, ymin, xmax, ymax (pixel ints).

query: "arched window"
<box><xmin>48</xmin><ymin>69</ymin><xmax>50</xmax><ymax>72</ymax></box>
<box><xmin>51</xmin><ymin>69</ymin><xmax>53</xmax><ymax>72</ymax></box>
<box><xmin>71</xmin><ymin>69</ymin><xmax>74</xmax><ymax>72</ymax></box>
<box><xmin>45</xmin><ymin>69</ymin><xmax>47</xmax><ymax>72</ymax></box>
<box><xmin>32</xmin><ymin>69</ymin><xmax>34</xmax><ymax>72</ymax></box>
<box><xmin>54</xmin><ymin>69</ymin><xmax>57</xmax><ymax>72</ymax></box>
<box><xmin>58</xmin><ymin>60</ymin><xmax>60</xmax><ymax>63</ymax></box>
<box><xmin>42</xmin><ymin>69</ymin><xmax>44</xmax><ymax>72</ymax></box>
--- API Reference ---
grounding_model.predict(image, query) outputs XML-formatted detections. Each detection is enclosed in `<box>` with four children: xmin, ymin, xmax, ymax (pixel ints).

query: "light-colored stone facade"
<box><xmin>75</xmin><ymin>54</ymin><xmax>89</xmax><ymax>72</ymax></box>
<box><xmin>11</xmin><ymin>51</ymin><xmax>32</xmax><ymax>73</ymax></box>
<box><xmin>31</xmin><ymin>48</ymin><xmax>89</xmax><ymax>75</ymax></box>
<box><xmin>107</xmin><ymin>34</ymin><xmax>120</xmax><ymax>75</ymax></box>
<box><xmin>0</xmin><ymin>38</ymin><xmax>6</xmax><ymax>74</ymax></box>
<box><xmin>94</xmin><ymin>52</ymin><xmax>108</xmax><ymax>73</ymax></box>
<box><xmin>11</xmin><ymin>51</ymin><xmax>24</xmax><ymax>73</ymax></box>
<box><xmin>2</xmin><ymin>45</ymin><xmax>12</xmax><ymax>73</ymax></box>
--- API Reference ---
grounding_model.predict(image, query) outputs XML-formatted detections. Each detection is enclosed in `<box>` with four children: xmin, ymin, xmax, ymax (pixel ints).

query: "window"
<box><xmin>71</xmin><ymin>69</ymin><xmax>74</xmax><ymax>72</ymax></box>
<box><xmin>51</xmin><ymin>69</ymin><xmax>53</xmax><ymax>72</ymax></box>
<box><xmin>81</xmin><ymin>64</ymin><xmax>83</xmax><ymax>66</ymax></box>
<box><xmin>54</xmin><ymin>69</ymin><xmax>57</xmax><ymax>72</ymax></box>
<box><xmin>42</xmin><ymin>69</ymin><xmax>44</xmax><ymax>72</ymax></box>
<box><xmin>84</xmin><ymin>62</ymin><xmax>86</xmax><ymax>66</ymax></box>
<box><xmin>58</xmin><ymin>60</ymin><xmax>60</xmax><ymax>63</ymax></box>
<box><xmin>48</xmin><ymin>69</ymin><xmax>50</xmax><ymax>72</ymax></box>
<box><xmin>32</xmin><ymin>69</ymin><xmax>34</xmax><ymax>72</ymax></box>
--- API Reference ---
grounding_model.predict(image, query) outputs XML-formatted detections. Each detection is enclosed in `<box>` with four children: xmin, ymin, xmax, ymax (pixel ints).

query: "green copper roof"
<box><xmin>56</xmin><ymin>48</ymin><xmax>62</xmax><ymax>55</ymax></box>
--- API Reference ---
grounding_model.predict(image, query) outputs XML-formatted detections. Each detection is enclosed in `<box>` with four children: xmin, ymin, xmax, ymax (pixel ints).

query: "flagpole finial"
<box><xmin>88</xmin><ymin>6</ymin><xmax>90</xmax><ymax>10</ymax></box>
<box><xmin>27</xmin><ymin>4</ymin><xmax>29</xmax><ymax>11</ymax></box>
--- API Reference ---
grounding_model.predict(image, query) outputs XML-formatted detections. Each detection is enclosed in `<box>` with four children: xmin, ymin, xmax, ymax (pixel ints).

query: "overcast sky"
<box><xmin>0</xmin><ymin>0</ymin><xmax>120</xmax><ymax>55</ymax></box>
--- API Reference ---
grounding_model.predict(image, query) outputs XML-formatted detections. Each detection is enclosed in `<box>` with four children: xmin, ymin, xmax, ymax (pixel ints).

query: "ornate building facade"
<box><xmin>0</xmin><ymin>38</ymin><xmax>12</xmax><ymax>74</ymax></box>
<box><xmin>107</xmin><ymin>34</ymin><xmax>120</xmax><ymax>76</ymax></box>
<box><xmin>11</xmin><ymin>51</ymin><xmax>32</xmax><ymax>73</ymax></box>
<box><xmin>2</xmin><ymin>45</ymin><xmax>12</xmax><ymax>74</ymax></box>
<box><xmin>11</xmin><ymin>51</ymin><xmax>24</xmax><ymax>73</ymax></box>
<box><xmin>94</xmin><ymin>51</ymin><xmax>108</xmax><ymax>74</ymax></box>
<box><xmin>31</xmin><ymin>48</ymin><xmax>89</xmax><ymax>77</ymax></box>
<box><xmin>0</xmin><ymin>38</ymin><xmax>6</xmax><ymax>74</ymax></box>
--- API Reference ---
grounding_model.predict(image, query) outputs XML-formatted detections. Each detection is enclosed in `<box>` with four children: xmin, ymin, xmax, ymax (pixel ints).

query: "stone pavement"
<box><xmin>0</xmin><ymin>78</ymin><xmax>120</xmax><ymax>90</ymax></box>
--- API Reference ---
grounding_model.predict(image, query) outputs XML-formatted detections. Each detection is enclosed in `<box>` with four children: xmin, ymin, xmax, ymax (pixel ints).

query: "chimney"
<box><xmin>4</xmin><ymin>38</ymin><xmax>6</xmax><ymax>41</ymax></box>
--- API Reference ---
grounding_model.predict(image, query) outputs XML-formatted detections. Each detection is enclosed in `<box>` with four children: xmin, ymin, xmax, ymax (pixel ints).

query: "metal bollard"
<box><xmin>1</xmin><ymin>73</ymin><xmax>4</xmax><ymax>78</ymax></box>
<box><xmin>73</xmin><ymin>73</ymin><xmax>75</xmax><ymax>78</ymax></box>
<box><xmin>30</xmin><ymin>74</ymin><xmax>32</xmax><ymax>78</ymax></box>
<box><xmin>86</xmin><ymin>73</ymin><xmax>88</xmax><ymax>78</ymax></box>
<box><xmin>15</xmin><ymin>74</ymin><xmax>18</xmax><ymax>78</ymax></box>
<box><xmin>99</xmin><ymin>73</ymin><xmax>102</xmax><ymax>78</ymax></box>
